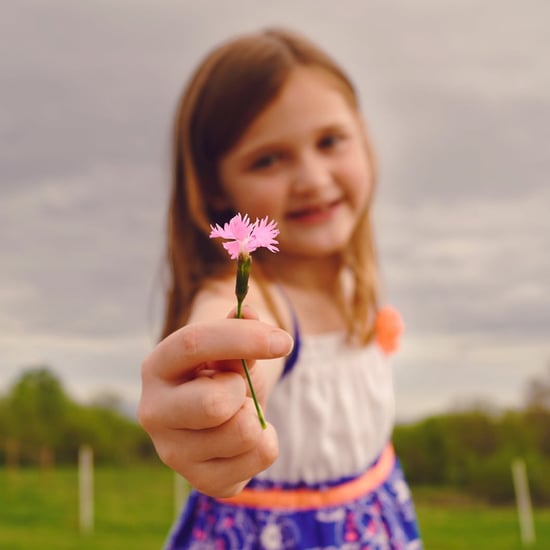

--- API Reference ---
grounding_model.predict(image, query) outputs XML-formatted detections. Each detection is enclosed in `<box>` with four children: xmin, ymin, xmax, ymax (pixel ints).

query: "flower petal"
<box><xmin>209</xmin><ymin>213</ymin><xmax>279</xmax><ymax>259</ymax></box>
<box><xmin>223</xmin><ymin>241</ymin><xmax>242</xmax><ymax>260</ymax></box>
<box><xmin>250</xmin><ymin>216</ymin><xmax>280</xmax><ymax>253</ymax></box>
<box><xmin>228</xmin><ymin>213</ymin><xmax>252</xmax><ymax>241</ymax></box>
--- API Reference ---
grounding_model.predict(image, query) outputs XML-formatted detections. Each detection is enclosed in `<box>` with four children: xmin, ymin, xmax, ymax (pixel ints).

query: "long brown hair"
<box><xmin>162</xmin><ymin>27</ymin><xmax>379</xmax><ymax>342</ymax></box>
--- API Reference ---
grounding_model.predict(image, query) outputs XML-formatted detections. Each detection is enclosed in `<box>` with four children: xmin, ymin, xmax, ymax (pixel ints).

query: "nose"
<box><xmin>292</xmin><ymin>151</ymin><xmax>331</xmax><ymax>192</ymax></box>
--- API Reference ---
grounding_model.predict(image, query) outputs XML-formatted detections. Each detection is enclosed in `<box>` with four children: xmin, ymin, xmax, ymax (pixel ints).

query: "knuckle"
<box><xmin>191</xmin><ymin>476</ymin><xmax>217</xmax><ymax>496</ymax></box>
<box><xmin>200</xmin><ymin>388</ymin><xmax>230</xmax><ymax>424</ymax></box>
<box><xmin>186</xmin><ymin>466</ymin><xmax>224</xmax><ymax>497</ymax></box>
<box><xmin>137</xmin><ymin>399</ymin><xmax>154</xmax><ymax>431</ymax></box>
<box><xmin>259</xmin><ymin>427</ymin><xmax>279</xmax><ymax>468</ymax></box>
<box><xmin>196</xmin><ymin>468</ymin><xmax>247</xmax><ymax>499</ymax></box>
<box><xmin>200</xmin><ymin>377</ymin><xmax>243</xmax><ymax>424</ymax></box>
<box><xmin>178</xmin><ymin>326</ymin><xmax>199</xmax><ymax>357</ymax></box>
<box><xmin>140</xmin><ymin>354</ymin><xmax>154</xmax><ymax>380</ymax></box>
<box><xmin>156</xmin><ymin>441</ymin><xmax>177</xmax><ymax>469</ymax></box>
<box><xmin>236</xmin><ymin>401</ymin><xmax>262</xmax><ymax>448</ymax></box>
<box><xmin>156</xmin><ymin>435</ymin><xmax>191</xmax><ymax>471</ymax></box>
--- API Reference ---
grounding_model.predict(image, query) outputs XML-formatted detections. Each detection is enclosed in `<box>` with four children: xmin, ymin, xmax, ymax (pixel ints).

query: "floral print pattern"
<box><xmin>166</xmin><ymin>457</ymin><xmax>422</xmax><ymax>550</ymax></box>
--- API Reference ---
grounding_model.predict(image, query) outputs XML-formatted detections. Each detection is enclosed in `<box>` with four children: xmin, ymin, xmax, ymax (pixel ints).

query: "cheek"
<box><xmin>227</xmin><ymin>183</ymin><xmax>285</xmax><ymax>220</ymax></box>
<box><xmin>340</xmin><ymin>161</ymin><xmax>372</xmax><ymax>208</ymax></box>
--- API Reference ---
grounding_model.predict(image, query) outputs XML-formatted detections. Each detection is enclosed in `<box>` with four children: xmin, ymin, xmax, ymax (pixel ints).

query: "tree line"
<box><xmin>0</xmin><ymin>367</ymin><xmax>158</xmax><ymax>467</ymax></box>
<box><xmin>2</xmin><ymin>365</ymin><xmax>549</xmax><ymax>505</ymax></box>
<box><xmin>394</xmin><ymin>365</ymin><xmax>550</xmax><ymax>505</ymax></box>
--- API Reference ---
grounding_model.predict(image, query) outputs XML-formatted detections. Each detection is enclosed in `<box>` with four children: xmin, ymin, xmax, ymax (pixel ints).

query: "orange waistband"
<box><xmin>218</xmin><ymin>444</ymin><xmax>395</xmax><ymax>510</ymax></box>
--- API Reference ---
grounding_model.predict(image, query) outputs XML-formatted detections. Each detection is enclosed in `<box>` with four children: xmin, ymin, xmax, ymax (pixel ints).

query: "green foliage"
<box><xmin>395</xmin><ymin>406</ymin><xmax>550</xmax><ymax>505</ymax></box>
<box><xmin>393</xmin><ymin>416</ymin><xmax>449</xmax><ymax>485</ymax></box>
<box><xmin>0</xmin><ymin>367</ymin><xmax>158</xmax><ymax>466</ymax></box>
<box><xmin>523</xmin><ymin>408</ymin><xmax>550</xmax><ymax>457</ymax></box>
<box><xmin>395</xmin><ymin>366</ymin><xmax>550</xmax><ymax>505</ymax></box>
<box><xmin>4</xmin><ymin>364</ymin><xmax>550</xmax><ymax>507</ymax></box>
<box><xmin>4</xmin><ymin>367</ymin><xmax>70</xmax><ymax>446</ymax></box>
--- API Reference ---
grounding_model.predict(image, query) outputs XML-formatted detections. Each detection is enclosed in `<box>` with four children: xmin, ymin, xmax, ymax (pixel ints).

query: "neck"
<box><xmin>255</xmin><ymin>253</ymin><xmax>350</xmax><ymax>334</ymax></box>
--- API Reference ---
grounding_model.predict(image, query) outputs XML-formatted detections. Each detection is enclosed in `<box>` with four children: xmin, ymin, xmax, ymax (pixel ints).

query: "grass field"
<box><xmin>1</xmin><ymin>466</ymin><xmax>549</xmax><ymax>549</ymax></box>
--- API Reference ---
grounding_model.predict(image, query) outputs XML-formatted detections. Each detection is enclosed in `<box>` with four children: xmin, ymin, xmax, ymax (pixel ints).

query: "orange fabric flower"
<box><xmin>375</xmin><ymin>306</ymin><xmax>404</xmax><ymax>354</ymax></box>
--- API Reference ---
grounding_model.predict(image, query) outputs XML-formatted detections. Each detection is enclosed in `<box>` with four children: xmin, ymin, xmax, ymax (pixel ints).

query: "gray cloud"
<box><xmin>1</xmin><ymin>0</ymin><xmax>549</xmax><ymax>419</ymax></box>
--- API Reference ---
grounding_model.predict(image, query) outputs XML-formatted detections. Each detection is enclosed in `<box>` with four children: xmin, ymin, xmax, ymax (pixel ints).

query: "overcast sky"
<box><xmin>1</xmin><ymin>0</ymin><xmax>549</xmax><ymax>421</ymax></box>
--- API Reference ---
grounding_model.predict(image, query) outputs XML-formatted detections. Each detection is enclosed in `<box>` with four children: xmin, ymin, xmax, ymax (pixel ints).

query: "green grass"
<box><xmin>0</xmin><ymin>466</ymin><xmax>175</xmax><ymax>549</ymax></box>
<box><xmin>413</xmin><ymin>486</ymin><xmax>550</xmax><ymax>549</ymax></box>
<box><xmin>1</xmin><ymin>467</ymin><xmax>549</xmax><ymax>549</ymax></box>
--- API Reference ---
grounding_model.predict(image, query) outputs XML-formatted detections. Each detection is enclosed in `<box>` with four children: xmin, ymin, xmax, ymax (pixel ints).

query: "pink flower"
<box><xmin>209</xmin><ymin>213</ymin><xmax>279</xmax><ymax>260</ymax></box>
<box><xmin>208</xmin><ymin>212</ymin><xmax>279</xmax><ymax>430</ymax></box>
<box><xmin>375</xmin><ymin>306</ymin><xmax>404</xmax><ymax>354</ymax></box>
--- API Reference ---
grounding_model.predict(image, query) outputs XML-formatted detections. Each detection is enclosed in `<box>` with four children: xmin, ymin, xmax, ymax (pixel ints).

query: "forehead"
<box><xmin>231</xmin><ymin>67</ymin><xmax>359</xmax><ymax>152</ymax></box>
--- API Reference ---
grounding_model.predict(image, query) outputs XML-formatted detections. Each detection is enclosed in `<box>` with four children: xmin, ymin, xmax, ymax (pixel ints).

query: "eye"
<box><xmin>318</xmin><ymin>133</ymin><xmax>343</xmax><ymax>150</ymax></box>
<box><xmin>250</xmin><ymin>152</ymin><xmax>282</xmax><ymax>171</ymax></box>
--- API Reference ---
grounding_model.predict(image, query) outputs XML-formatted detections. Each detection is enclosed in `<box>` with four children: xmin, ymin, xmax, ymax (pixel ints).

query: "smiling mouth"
<box><xmin>286</xmin><ymin>198</ymin><xmax>343</xmax><ymax>220</ymax></box>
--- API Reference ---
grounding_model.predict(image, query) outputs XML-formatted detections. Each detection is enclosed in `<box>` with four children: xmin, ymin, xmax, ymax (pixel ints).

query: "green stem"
<box><xmin>236</xmin><ymin>297</ymin><xmax>267</xmax><ymax>430</ymax></box>
<box><xmin>241</xmin><ymin>358</ymin><xmax>267</xmax><ymax>429</ymax></box>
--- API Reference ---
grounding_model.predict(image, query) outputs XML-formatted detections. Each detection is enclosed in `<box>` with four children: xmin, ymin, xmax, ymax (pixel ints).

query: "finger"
<box><xmin>181</xmin><ymin>398</ymin><xmax>265</xmax><ymax>460</ymax></box>
<box><xmin>142</xmin><ymin>371</ymin><xmax>247</xmax><ymax>431</ymax></box>
<box><xmin>188</xmin><ymin>423</ymin><xmax>279</xmax><ymax>498</ymax></box>
<box><xmin>144</xmin><ymin>318</ymin><xmax>293</xmax><ymax>381</ymax></box>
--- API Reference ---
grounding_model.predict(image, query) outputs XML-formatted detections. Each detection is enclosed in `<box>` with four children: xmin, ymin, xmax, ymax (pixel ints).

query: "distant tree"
<box><xmin>394</xmin><ymin>416</ymin><xmax>450</xmax><ymax>484</ymax></box>
<box><xmin>0</xmin><ymin>395</ymin><xmax>9</xmax><ymax>463</ymax></box>
<box><xmin>4</xmin><ymin>366</ymin><xmax>71</xmax><ymax>462</ymax></box>
<box><xmin>1</xmin><ymin>366</ymin><xmax>158</xmax><ymax>466</ymax></box>
<box><xmin>523</xmin><ymin>363</ymin><xmax>550</xmax><ymax>457</ymax></box>
<box><xmin>0</xmin><ymin>395</ymin><xmax>7</xmax><ymax>434</ymax></box>
<box><xmin>524</xmin><ymin>363</ymin><xmax>550</xmax><ymax>411</ymax></box>
<box><xmin>446</xmin><ymin>410</ymin><xmax>500</xmax><ymax>457</ymax></box>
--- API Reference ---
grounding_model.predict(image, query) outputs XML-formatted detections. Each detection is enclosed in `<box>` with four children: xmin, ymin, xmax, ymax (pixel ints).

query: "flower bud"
<box><xmin>235</xmin><ymin>253</ymin><xmax>251</xmax><ymax>305</ymax></box>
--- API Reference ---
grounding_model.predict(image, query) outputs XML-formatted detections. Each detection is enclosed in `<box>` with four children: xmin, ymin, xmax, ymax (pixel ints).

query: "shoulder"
<box><xmin>186</xmin><ymin>275</ymin><xmax>282</xmax><ymax>328</ymax></box>
<box><xmin>186</xmin><ymin>276</ymin><xmax>239</xmax><ymax>324</ymax></box>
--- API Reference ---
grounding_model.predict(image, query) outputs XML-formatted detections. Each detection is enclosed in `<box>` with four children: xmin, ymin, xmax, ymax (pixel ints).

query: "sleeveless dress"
<box><xmin>166</xmin><ymin>307</ymin><xmax>422</xmax><ymax>549</ymax></box>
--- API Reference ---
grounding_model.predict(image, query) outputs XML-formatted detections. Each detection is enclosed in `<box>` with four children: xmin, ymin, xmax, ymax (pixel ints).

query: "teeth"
<box><xmin>288</xmin><ymin>200</ymin><xmax>339</xmax><ymax>218</ymax></box>
<box><xmin>301</xmin><ymin>205</ymin><xmax>323</xmax><ymax>215</ymax></box>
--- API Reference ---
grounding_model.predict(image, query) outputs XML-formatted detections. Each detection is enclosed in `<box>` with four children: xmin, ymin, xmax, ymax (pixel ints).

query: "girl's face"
<box><xmin>218</xmin><ymin>67</ymin><xmax>373</xmax><ymax>260</ymax></box>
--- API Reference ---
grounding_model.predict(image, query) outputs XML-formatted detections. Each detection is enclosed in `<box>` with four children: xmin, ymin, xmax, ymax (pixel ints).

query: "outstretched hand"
<box><xmin>138</xmin><ymin>306</ymin><xmax>293</xmax><ymax>498</ymax></box>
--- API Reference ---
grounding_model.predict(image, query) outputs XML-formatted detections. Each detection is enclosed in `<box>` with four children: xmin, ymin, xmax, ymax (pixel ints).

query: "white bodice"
<box><xmin>257</xmin><ymin>332</ymin><xmax>395</xmax><ymax>485</ymax></box>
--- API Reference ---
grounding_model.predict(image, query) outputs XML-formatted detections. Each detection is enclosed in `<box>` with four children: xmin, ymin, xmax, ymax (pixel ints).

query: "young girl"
<box><xmin>139</xmin><ymin>27</ymin><xmax>422</xmax><ymax>549</ymax></box>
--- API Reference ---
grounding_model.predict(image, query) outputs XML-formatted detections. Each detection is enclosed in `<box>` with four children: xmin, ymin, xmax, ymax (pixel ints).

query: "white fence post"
<box><xmin>79</xmin><ymin>445</ymin><xmax>94</xmax><ymax>534</ymax></box>
<box><xmin>512</xmin><ymin>458</ymin><xmax>536</xmax><ymax>546</ymax></box>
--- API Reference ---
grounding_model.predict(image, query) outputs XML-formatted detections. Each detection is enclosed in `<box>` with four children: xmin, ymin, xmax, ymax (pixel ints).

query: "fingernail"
<box><xmin>269</xmin><ymin>330</ymin><xmax>294</xmax><ymax>356</ymax></box>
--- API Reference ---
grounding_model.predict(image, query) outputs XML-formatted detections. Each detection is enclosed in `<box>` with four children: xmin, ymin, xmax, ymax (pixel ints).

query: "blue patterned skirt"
<box><xmin>166</xmin><ymin>445</ymin><xmax>422</xmax><ymax>549</ymax></box>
